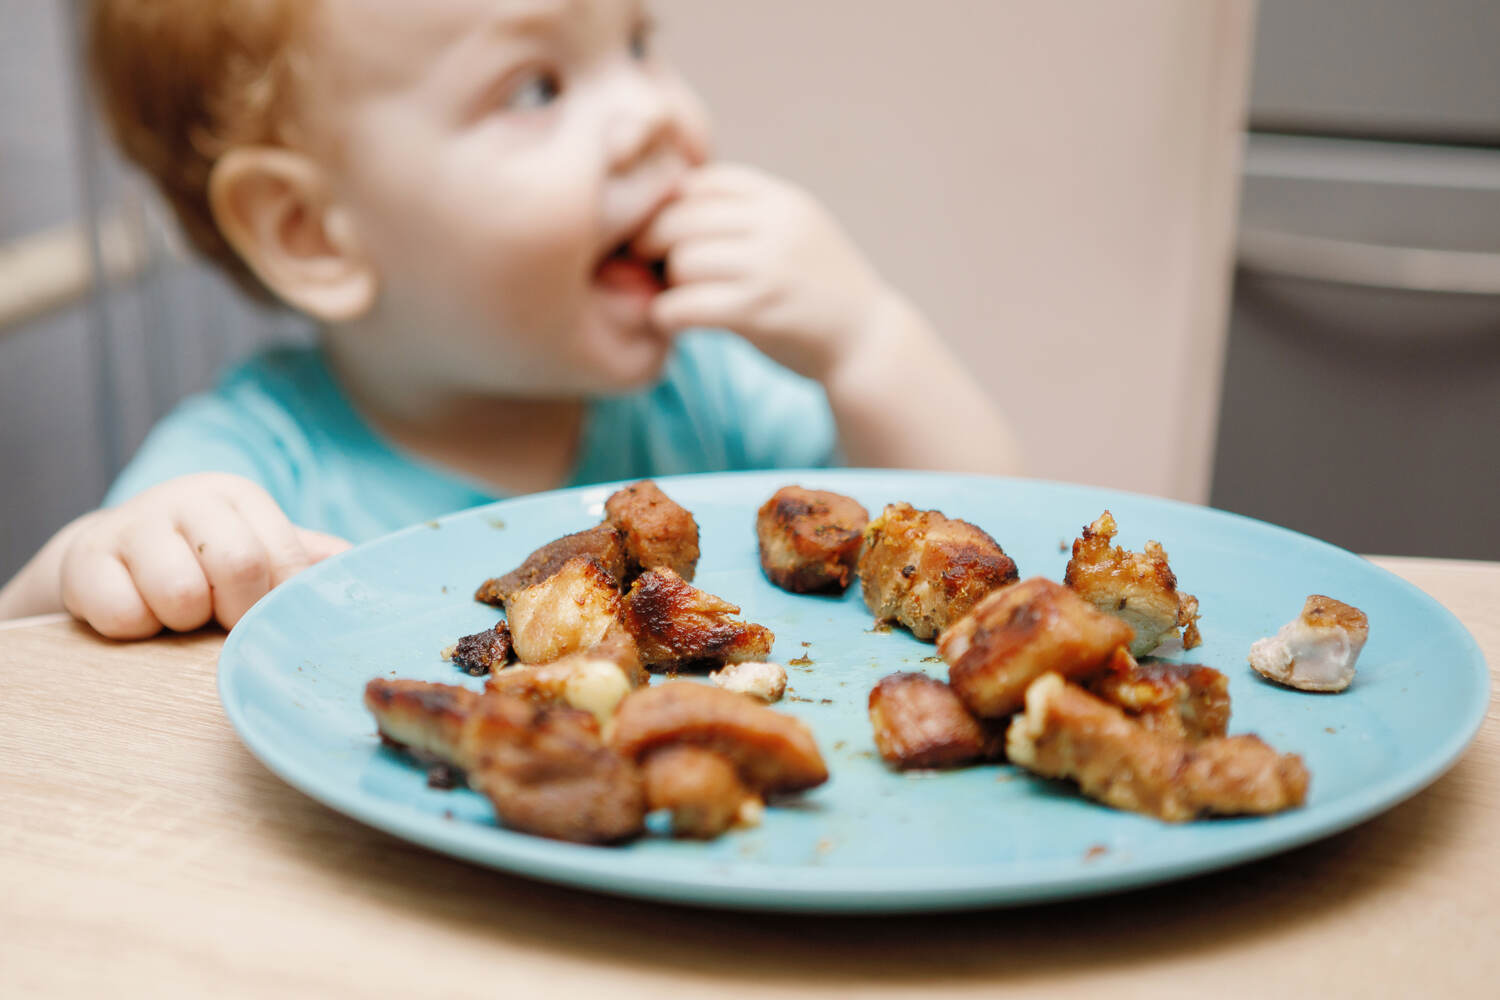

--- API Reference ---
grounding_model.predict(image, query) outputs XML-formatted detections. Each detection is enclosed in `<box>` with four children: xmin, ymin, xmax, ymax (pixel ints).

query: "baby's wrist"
<box><xmin>821</xmin><ymin>288</ymin><xmax>929</xmax><ymax>384</ymax></box>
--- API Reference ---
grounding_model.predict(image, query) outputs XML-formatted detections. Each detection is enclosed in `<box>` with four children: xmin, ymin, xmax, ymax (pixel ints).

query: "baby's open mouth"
<box><xmin>594</xmin><ymin>241</ymin><xmax>667</xmax><ymax>296</ymax></box>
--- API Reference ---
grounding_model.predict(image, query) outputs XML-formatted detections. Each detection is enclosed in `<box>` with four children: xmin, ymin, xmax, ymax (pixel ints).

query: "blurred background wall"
<box><xmin>3</xmin><ymin>0</ymin><xmax>1497</xmax><ymax>587</ymax></box>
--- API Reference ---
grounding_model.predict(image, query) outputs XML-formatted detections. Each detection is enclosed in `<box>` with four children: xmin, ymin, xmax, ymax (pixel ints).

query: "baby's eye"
<box><xmin>506</xmin><ymin>69</ymin><xmax>562</xmax><ymax>111</ymax></box>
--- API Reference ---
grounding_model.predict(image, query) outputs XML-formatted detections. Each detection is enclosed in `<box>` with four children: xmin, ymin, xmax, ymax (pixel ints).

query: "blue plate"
<box><xmin>218</xmin><ymin>470</ymin><xmax>1490</xmax><ymax>912</ymax></box>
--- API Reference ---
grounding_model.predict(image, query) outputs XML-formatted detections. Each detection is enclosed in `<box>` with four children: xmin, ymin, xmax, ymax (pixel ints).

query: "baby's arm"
<box><xmin>637</xmin><ymin>164</ymin><xmax>1021</xmax><ymax>474</ymax></box>
<box><xmin>0</xmin><ymin>472</ymin><xmax>348</xmax><ymax>637</ymax></box>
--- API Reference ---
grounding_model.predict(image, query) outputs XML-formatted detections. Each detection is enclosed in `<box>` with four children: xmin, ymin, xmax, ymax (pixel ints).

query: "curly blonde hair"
<box><xmin>87</xmin><ymin>1</ymin><xmax>310</xmax><ymax>300</ymax></box>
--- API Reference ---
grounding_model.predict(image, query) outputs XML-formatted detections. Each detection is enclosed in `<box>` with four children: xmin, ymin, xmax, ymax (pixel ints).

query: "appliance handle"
<box><xmin>1236</xmin><ymin>228</ymin><xmax>1500</xmax><ymax>296</ymax></box>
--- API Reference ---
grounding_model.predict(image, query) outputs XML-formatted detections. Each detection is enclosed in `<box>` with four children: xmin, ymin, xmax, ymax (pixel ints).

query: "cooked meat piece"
<box><xmin>604</xmin><ymin>480</ymin><xmax>700</xmax><ymax>582</ymax></box>
<box><xmin>710</xmin><ymin>660</ymin><xmax>788</xmax><ymax>703</ymax></box>
<box><xmin>1087</xmin><ymin>646</ymin><xmax>1230</xmax><ymax>740</ymax></box>
<box><xmin>459</xmin><ymin>692</ymin><xmax>646</xmax><ymax>844</ymax></box>
<box><xmin>610</xmin><ymin>681</ymin><xmax>828</xmax><ymax>794</ymax></box>
<box><xmin>858</xmin><ymin>502</ymin><xmax>1019</xmax><ymax>641</ymax></box>
<box><xmin>1007</xmin><ymin>673</ymin><xmax>1309</xmax><ymax>822</ymax></box>
<box><xmin>756</xmin><ymin>486</ymin><xmax>870</xmax><ymax>593</ymax></box>
<box><xmin>485</xmin><ymin>655</ymin><xmax>634</xmax><ymax>727</ymax></box>
<box><xmin>621</xmin><ymin>568</ymin><xmax>775</xmax><ymax>672</ymax></box>
<box><xmin>939</xmin><ymin>577</ymin><xmax>1135</xmax><ymax>718</ymax></box>
<box><xmin>506</xmin><ymin>557</ymin><xmax>622</xmax><ymax>664</ymax></box>
<box><xmin>1064</xmin><ymin>510</ymin><xmax>1202</xmax><ymax>655</ymax></box>
<box><xmin>641</xmin><ymin>745</ymin><xmax>757</xmax><ymax>839</ymax></box>
<box><xmin>587</xmin><ymin>626</ymin><xmax>650</xmax><ymax>688</ymax></box>
<box><xmin>364</xmin><ymin>679</ymin><xmax>480</xmax><ymax>766</ymax></box>
<box><xmin>451</xmin><ymin>621</ymin><xmax>513</xmax><ymax>676</ymax></box>
<box><xmin>1249</xmin><ymin>594</ymin><xmax>1369</xmax><ymax>693</ymax></box>
<box><xmin>474</xmin><ymin>523</ymin><xmax>626</xmax><ymax>607</ymax></box>
<box><xmin>867</xmin><ymin>672</ymin><xmax>1006</xmax><ymax>770</ymax></box>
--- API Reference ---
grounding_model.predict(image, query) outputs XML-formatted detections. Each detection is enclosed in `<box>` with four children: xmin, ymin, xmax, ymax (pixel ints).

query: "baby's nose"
<box><xmin>604</xmin><ymin>76</ymin><xmax>698</xmax><ymax>173</ymax></box>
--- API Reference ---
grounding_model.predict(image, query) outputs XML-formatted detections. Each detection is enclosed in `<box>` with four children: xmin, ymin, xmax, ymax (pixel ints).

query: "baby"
<box><xmin>0</xmin><ymin>0</ymin><xmax>1019</xmax><ymax>637</ymax></box>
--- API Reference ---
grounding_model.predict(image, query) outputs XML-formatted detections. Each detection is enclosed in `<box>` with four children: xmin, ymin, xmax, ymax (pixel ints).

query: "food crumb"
<box><xmin>427</xmin><ymin>764</ymin><xmax>462</xmax><ymax>790</ymax></box>
<box><xmin>487</xmin><ymin>518</ymin><xmax>507</xmax><ymax>530</ymax></box>
<box><xmin>439</xmin><ymin>644</ymin><xmax>457</xmax><ymax>661</ymax></box>
<box><xmin>1059</xmin><ymin>539</ymin><xmax>1070</xmax><ymax>552</ymax></box>
<box><xmin>819</xmin><ymin>698</ymin><xmax>833</xmax><ymax>705</ymax></box>
<box><xmin>866</xmin><ymin>623</ymin><xmax>892</xmax><ymax>634</ymax></box>
<box><xmin>801</xmin><ymin>641</ymin><xmax>812</xmax><ymax>647</ymax></box>
<box><xmin>787</xmin><ymin>695</ymin><xmax>814</xmax><ymax>703</ymax></box>
<box><xmin>1084</xmin><ymin>844</ymin><xmax>1108</xmax><ymax>861</ymax></box>
<box><xmin>441</xmin><ymin>585</ymin><xmax>449</xmax><ymax>594</ymax></box>
<box><xmin>816</xmin><ymin>838</ymin><xmax>835</xmax><ymax>855</ymax></box>
<box><xmin>833</xmin><ymin>740</ymin><xmax>847</xmax><ymax>751</ymax></box>
<box><xmin>921</xmin><ymin>655</ymin><xmax>942</xmax><ymax>663</ymax></box>
<box><xmin>1325</xmin><ymin>727</ymin><xmax>1337</xmax><ymax>734</ymax></box>
<box><xmin>426</xmin><ymin>520</ymin><xmax>441</xmax><ymax>529</ymax></box>
<box><xmin>789</xmin><ymin>655</ymin><xmax>813</xmax><ymax>667</ymax></box>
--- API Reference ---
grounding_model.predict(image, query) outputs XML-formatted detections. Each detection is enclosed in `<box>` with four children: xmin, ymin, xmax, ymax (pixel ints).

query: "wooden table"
<box><xmin>2</xmin><ymin>556</ymin><xmax>1495</xmax><ymax>998</ymax></box>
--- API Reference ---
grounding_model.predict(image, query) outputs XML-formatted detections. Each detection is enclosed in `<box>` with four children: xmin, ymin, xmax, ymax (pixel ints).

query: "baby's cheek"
<box><xmin>468</xmin><ymin>205</ymin><xmax>595</xmax><ymax>327</ymax></box>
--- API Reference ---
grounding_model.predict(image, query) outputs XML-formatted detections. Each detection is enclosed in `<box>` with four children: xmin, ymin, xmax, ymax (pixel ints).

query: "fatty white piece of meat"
<box><xmin>709</xmin><ymin>661</ymin><xmax>788</xmax><ymax>703</ymax></box>
<box><xmin>1248</xmin><ymin>594</ymin><xmax>1369</xmax><ymax>693</ymax></box>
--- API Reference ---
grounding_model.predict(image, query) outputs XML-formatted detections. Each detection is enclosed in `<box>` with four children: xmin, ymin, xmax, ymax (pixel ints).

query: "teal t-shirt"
<box><xmin>104</xmin><ymin>331</ymin><xmax>837</xmax><ymax>542</ymax></box>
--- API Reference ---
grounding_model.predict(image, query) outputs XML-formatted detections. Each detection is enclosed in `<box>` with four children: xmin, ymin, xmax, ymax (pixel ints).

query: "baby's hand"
<box><xmin>637</xmin><ymin>164</ymin><xmax>886</xmax><ymax>383</ymax></box>
<box><xmin>60</xmin><ymin>473</ymin><xmax>350</xmax><ymax>639</ymax></box>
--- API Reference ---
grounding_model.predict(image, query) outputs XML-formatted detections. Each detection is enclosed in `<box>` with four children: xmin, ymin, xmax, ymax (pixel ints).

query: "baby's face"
<box><xmin>298</xmin><ymin>0</ymin><xmax>709</xmax><ymax>395</ymax></box>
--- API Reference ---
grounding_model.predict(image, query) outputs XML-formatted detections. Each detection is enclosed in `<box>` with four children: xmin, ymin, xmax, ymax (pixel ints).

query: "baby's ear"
<box><xmin>208</xmin><ymin>148</ymin><xmax>376</xmax><ymax>322</ymax></box>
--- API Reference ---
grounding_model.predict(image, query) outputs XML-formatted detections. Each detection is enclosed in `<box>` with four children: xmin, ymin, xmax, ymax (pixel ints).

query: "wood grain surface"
<box><xmin>2</xmin><ymin>556</ymin><xmax>1495</xmax><ymax>999</ymax></box>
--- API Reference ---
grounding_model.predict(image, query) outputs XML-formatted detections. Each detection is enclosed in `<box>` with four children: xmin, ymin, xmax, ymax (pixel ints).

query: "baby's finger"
<box><xmin>296</xmin><ymin>528</ymin><xmax>353</xmax><ymax>564</ymax></box>
<box><xmin>681</xmin><ymin>163</ymin><xmax>768</xmax><ymax>199</ymax></box>
<box><xmin>177</xmin><ymin>505</ymin><xmax>274</xmax><ymax>629</ymax></box>
<box><xmin>651</xmin><ymin>280</ymin><xmax>762</xmax><ymax>334</ymax></box>
<box><xmin>632</xmin><ymin>200</ymin><xmax>751</xmax><ymax>261</ymax></box>
<box><xmin>60</xmin><ymin>545</ymin><xmax>163</xmax><ymax>640</ymax></box>
<box><xmin>117</xmin><ymin>519</ymin><xmax>214</xmax><ymax>632</ymax></box>
<box><xmin>224</xmin><ymin>483</ymin><xmax>316</xmax><ymax>589</ymax></box>
<box><xmin>664</xmin><ymin>238</ymin><xmax>752</xmax><ymax>285</ymax></box>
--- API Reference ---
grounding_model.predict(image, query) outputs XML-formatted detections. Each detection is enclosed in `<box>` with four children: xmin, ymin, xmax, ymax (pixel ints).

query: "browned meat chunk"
<box><xmin>620</xmin><ymin>568</ymin><xmax>774</xmax><ymax>672</ymax></box>
<box><xmin>1064</xmin><ymin>511</ymin><xmax>1202</xmax><ymax>655</ymax></box>
<box><xmin>939</xmin><ymin>576</ymin><xmax>1135</xmax><ymax>718</ymax></box>
<box><xmin>858</xmin><ymin>502</ymin><xmax>1019</xmax><ymax>641</ymax></box>
<box><xmin>506</xmin><ymin>557</ymin><xmax>622</xmax><ymax>664</ymax></box>
<box><xmin>1007</xmin><ymin>673</ymin><xmax>1309</xmax><ymax>822</ymax></box>
<box><xmin>451</xmin><ymin>621</ymin><xmax>513</xmax><ymax>676</ymax></box>
<box><xmin>459</xmin><ymin>693</ymin><xmax>646</xmax><ymax>843</ymax></box>
<box><xmin>756</xmin><ymin>486</ymin><xmax>870</xmax><ymax>593</ymax></box>
<box><xmin>610</xmin><ymin>681</ymin><xmax>828</xmax><ymax>794</ymax></box>
<box><xmin>867</xmin><ymin>672</ymin><xmax>1006</xmax><ymax>769</ymax></box>
<box><xmin>475</xmin><ymin>523</ymin><xmax>626</xmax><ymax>607</ymax></box>
<box><xmin>364</xmin><ymin>679</ymin><xmax>480</xmax><ymax>766</ymax></box>
<box><xmin>604</xmin><ymin>480</ymin><xmax>700</xmax><ymax>582</ymax></box>
<box><xmin>641</xmin><ymin>745</ymin><xmax>756</xmax><ymax>839</ymax></box>
<box><xmin>1087</xmin><ymin>647</ymin><xmax>1230</xmax><ymax>740</ymax></box>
